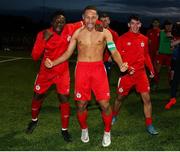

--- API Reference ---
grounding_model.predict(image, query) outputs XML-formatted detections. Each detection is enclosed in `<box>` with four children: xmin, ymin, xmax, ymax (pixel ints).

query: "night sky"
<box><xmin>0</xmin><ymin>0</ymin><xmax>180</xmax><ymax>26</ymax></box>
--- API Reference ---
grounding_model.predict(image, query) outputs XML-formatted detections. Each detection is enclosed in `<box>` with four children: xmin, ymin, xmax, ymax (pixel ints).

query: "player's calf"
<box><xmin>165</xmin><ymin>98</ymin><xmax>176</xmax><ymax>110</ymax></box>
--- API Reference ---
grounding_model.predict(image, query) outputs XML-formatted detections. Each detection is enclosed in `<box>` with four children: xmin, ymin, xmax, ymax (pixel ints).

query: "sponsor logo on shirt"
<box><xmin>118</xmin><ymin>87</ymin><xmax>124</xmax><ymax>93</ymax></box>
<box><xmin>141</xmin><ymin>42</ymin><xmax>145</xmax><ymax>47</ymax></box>
<box><xmin>35</xmin><ymin>84</ymin><xmax>41</xmax><ymax>91</ymax></box>
<box><xmin>127</xmin><ymin>42</ymin><xmax>131</xmax><ymax>46</ymax></box>
<box><xmin>76</xmin><ymin>92</ymin><xmax>81</xmax><ymax>98</ymax></box>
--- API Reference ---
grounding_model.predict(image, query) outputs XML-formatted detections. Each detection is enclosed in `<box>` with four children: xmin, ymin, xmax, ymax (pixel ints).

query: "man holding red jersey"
<box><xmin>112</xmin><ymin>15</ymin><xmax>158</xmax><ymax>135</ymax></box>
<box><xmin>25</xmin><ymin>10</ymin><xmax>83</xmax><ymax>142</ymax></box>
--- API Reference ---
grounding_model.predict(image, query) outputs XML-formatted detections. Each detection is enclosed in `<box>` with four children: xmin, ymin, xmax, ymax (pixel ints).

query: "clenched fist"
<box><xmin>120</xmin><ymin>62</ymin><xmax>128</xmax><ymax>72</ymax></box>
<box><xmin>44</xmin><ymin>58</ymin><xmax>54</xmax><ymax>68</ymax></box>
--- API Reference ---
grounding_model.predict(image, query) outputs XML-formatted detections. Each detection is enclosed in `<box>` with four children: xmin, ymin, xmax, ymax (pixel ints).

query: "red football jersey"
<box><xmin>116</xmin><ymin>31</ymin><xmax>154</xmax><ymax>73</ymax></box>
<box><xmin>31</xmin><ymin>21</ymin><xmax>83</xmax><ymax>72</ymax></box>
<box><xmin>146</xmin><ymin>28</ymin><xmax>160</xmax><ymax>53</ymax></box>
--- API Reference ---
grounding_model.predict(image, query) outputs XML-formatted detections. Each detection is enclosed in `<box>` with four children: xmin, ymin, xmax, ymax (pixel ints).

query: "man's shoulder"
<box><xmin>75</xmin><ymin>26</ymin><xmax>85</xmax><ymax>34</ymax></box>
<box><xmin>108</xmin><ymin>28</ymin><xmax>118</xmax><ymax>34</ymax></box>
<box><xmin>104</xmin><ymin>28</ymin><xmax>111</xmax><ymax>33</ymax></box>
<box><xmin>37</xmin><ymin>28</ymin><xmax>51</xmax><ymax>35</ymax></box>
<box><xmin>139</xmin><ymin>33</ymin><xmax>148</xmax><ymax>41</ymax></box>
<box><xmin>100</xmin><ymin>28</ymin><xmax>111</xmax><ymax>37</ymax></box>
<box><xmin>119</xmin><ymin>32</ymin><xmax>128</xmax><ymax>39</ymax></box>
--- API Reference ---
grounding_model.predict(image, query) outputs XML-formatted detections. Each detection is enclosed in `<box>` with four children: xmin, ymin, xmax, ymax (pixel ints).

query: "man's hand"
<box><xmin>120</xmin><ymin>62</ymin><xmax>128</xmax><ymax>72</ymax></box>
<box><xmin>44</xmin><ymin>58</ymin><xmax>54</xmax><ymax>68</ymax></box>
<box><xmin>43</xmin><ymin>30</ymin><xmax>53</xmax><ymax>41</ymax></box>
<box><xmin>95</xmin><ymin>24</ymin><xmax>103</xmax><ymax>32</ymax></box>
<box><xmin>149</xmin><ymin>71</ymin><xmax>155</xmax><ymax>78</ymax></box>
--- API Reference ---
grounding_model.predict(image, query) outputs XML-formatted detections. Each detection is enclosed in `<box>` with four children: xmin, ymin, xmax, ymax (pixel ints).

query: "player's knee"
<box><xmin>77</xmin><ymin>102</ymin><xmax>87</xmax><ymax>112</ymax></box>
<box><xmin>57</xmin><ymin>94</ymin><xmax>69</xmax><ymax>103</ymax></box>
<box><xmin>100</xmin><ymin>102</ymin><xmax>111</xmax><ymax>113</ymax></box>
<box><xmin>116</xmin><ymin>94</ymin><xmax>123</xmax><ymax>102</ymax></box>
<box><xmin>33</xmin><ymin>92</ymin><xmax>45</xmax><ymax>101</ymax></box>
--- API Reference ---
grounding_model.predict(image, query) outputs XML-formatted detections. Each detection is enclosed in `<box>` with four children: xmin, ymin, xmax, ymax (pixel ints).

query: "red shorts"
<box><xmin>74</xmin><ymin>61</ymin><xmax>110</xmax><ymax>101</ymax></box>
<box><xmin>156</xmin><ymin>54</ymin><xmax>172</xmax><ymax>66</ymax></box>
<box><xmin>117</xmin><ymin>70</ymin><xmax>150</xmax><ymax>96</ymax></box>
<box><xmin>34</xmin><ymin>68</ymin><xmax>70</xmax><ymax>95</ymax></box>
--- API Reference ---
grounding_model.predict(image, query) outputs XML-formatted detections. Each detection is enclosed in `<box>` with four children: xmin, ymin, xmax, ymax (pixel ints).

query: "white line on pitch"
<box><xmin>0</xmin><ymin>55</ymin><xmax>31</xmax><ymax>59</ymax></box>
<box><xmin>0</xmin><ymin>58</ymin><xmax>22</xmax><ymax>63</ymax></box>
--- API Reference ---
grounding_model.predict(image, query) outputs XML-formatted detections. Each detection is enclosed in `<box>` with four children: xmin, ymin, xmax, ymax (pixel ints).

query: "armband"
<box><xmin>107</xmin><ymin>42</ymin><xmax>116</xmax><ymax>51</ymax></box>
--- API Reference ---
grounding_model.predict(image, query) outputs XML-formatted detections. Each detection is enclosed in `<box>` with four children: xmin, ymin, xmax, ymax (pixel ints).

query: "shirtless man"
<box><xmin>44</xmin><ymin>5</ymin><xmax>128</xmax><ymax>147</ymax></box>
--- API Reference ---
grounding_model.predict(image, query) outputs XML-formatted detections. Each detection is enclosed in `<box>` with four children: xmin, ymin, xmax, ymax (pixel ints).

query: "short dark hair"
<box><xmin>83</xmin><ymin>5</ymin><xmax>98</xmax><ymax>14</ymax></box>
<box><xmin>99</xmin><ymin>13</ymin><xmax>109</xmax><ymax>19</ymax></box>
<box><xmin>163</xmin><ymin>19</ymin><xmax>172</xmax><ymax>26</ymax></box>
<box><xmin>51</xmin><ymin>10</ymin><xmax>65</xmax><ymax>21</ymax></box>
<box><xmin>152</xmin><ymin>18</ymin><xmax>160</xmax><ymax>23</ymax></box>
<box><xmin>128</xmin><ymin>14</ymin><xmax>141</xmax><ymax>22</ymax></box>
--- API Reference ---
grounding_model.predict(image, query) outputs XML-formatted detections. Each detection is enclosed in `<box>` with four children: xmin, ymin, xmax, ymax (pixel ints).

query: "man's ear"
<box><xmin>107</xmin><ymin>17</ymin><xmax>110</xmax><ymax>24</ymax></box>
<box><xmin>128</xmin><ymin>23</ymin><xmax>130</xmax><ymax>28</ymax></box>
<box><xmin>138</xmin><ymin>23</ymin><xmax>142</xmax><ymax>28</ymax></box>
<box><xmin>82</xmin><ymin>15</ymin><xmax>84</xmax><ymax>20</ymax></box>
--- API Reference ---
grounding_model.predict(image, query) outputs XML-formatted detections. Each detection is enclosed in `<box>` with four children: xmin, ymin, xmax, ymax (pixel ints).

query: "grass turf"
<box><xmin>0</xmin><ymin>50</ymin><xmax>179</xmax><ymax>150</ymax></box>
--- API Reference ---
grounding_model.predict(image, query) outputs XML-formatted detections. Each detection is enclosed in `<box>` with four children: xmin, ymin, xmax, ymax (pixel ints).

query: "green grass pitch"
<box><xmin>0</xmin><ymin>51</ymin><xmax>179</xmax><ymax>151</ymax></box>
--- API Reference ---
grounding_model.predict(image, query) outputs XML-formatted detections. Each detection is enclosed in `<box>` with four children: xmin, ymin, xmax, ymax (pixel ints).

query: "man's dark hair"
<box><xmin>128</xmin><ymin>14</ymin><xmax>141</xmax><ymax>22</ymax></box>
<box><xmin>83</xmin><ymin>5</ymin><xmax>98</xmax><ymax>14</ymax></box>
<box><xmin>99</xmin><ymin>13</ymin><xmax>109</xmax><ymax>19</ymax></box>
<box><xmin>51</xmin><ymin>10</ymin><xmax>66</xmax><ymax>21</ymax></box>
<box><xmin>163</xmin><ymin>19</ymin><xmax>172</xmax><ymax>26</ymax></box>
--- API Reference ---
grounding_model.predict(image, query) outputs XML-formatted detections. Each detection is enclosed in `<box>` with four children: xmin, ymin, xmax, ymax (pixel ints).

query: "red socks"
<box><xmin>145</xmin><ymin>117</ymin><xmax>152</xmax><ymax>126</ymax></box>
<box><xmin>101</xmin><ymin>111</ymin><xmax>112</xmax><ymax>132</ymax></box>
<box><xmin>59</xmin><ymin>102</ymin><xmax>70</xmax><ymax>129</ymax></box>
<box><xmin>165</xmin><ymin>98</ymin><xmax>176</xmax><ymax>110</ymax></box>
<box><xmin>112</xmin><ymin>111</ymin><xmax>118</xmax><ymax>117</ymax></box>
<box><xmin>31</xmin><ymin>99</ymin><xmax>43</xmax><ymax>120</ymax></box>
<box><xmin>77</xmin><ymin>110</ymin><xmax>88</xmax><ymax>129</ymax></box>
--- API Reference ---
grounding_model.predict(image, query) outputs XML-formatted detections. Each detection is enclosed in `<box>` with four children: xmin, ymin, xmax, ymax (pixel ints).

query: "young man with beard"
<box><xmin>44</xmin><ymin>6</ymin><xmax>128</xmax><ymax>147</ymax></box>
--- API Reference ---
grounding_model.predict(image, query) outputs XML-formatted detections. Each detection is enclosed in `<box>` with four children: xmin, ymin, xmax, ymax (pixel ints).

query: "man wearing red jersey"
<box><xmin>100</xmin><ymin>13</ymin><xmax>119</xmax><ymax>80</ymax></box>
<box><xmin>112</xmin><ymin>15</ymin><xmax>158</xmax><ymax>135</ymax></box>
<box><xmin>25</xmin><ymin>11</ymin><xmax>83</xmax><ymax>142</ymax></box>
<box><xmin>146</xmin><ymin>19</ymin><xmax>160</xmax><ymax>89</ymax></box>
